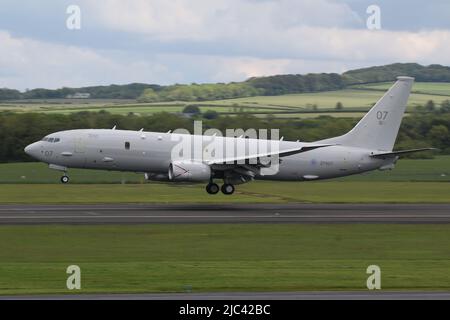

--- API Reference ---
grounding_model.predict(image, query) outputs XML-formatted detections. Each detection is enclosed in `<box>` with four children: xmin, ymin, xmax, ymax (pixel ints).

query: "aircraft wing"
<box><xmin>205</xmin><ymin>144</ymin><xmax>332</xmax><ymax>165</ymax></box>
<box><xmin>370</xmin><ymin>148</ymin><xmax>436</xmax><ymax>158</ymax></box>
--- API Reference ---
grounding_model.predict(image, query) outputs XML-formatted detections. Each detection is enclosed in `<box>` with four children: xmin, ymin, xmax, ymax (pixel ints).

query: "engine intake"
<box><xmin>168</xmin><ymin>160</ymin><xmax>211</xmax><ymax>182</ymax></box>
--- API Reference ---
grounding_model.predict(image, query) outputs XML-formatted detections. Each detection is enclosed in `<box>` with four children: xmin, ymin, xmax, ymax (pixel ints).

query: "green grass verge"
<box><xmin>1</xmin><ymin>156</ymin><xmax>449</xmax><ymax>184</ymax></box>
<box><xmin>339</xmin><ymin>156</ymin><xmax>450</xmax><ymax>182</ymax></box>
<box><xmin>0</xmin><ymin>181</ymin><xmax>448</xmax><ymax>204</ymax></box>
<box><xmin>0</xmin><ymin>157</ymin><xmax>448</xmax><ymax>204</ymax></box>
<box><xmin>1</xmin><ymin>224</ymin><xmax>450</xmax><ymax>294</ymax></box>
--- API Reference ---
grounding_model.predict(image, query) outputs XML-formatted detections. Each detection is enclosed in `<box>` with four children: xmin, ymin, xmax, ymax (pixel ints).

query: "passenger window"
<box><xmin>125</xmin><ymin>142</ymin><xmax>130</xmax><ymax>150</ymax></box>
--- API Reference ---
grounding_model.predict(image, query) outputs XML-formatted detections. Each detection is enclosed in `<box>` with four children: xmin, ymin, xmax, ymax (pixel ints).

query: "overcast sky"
<box><xmin>1</xmin><ymin>0</ymin><xmax>450</xmax><ymax>90</ymax></box>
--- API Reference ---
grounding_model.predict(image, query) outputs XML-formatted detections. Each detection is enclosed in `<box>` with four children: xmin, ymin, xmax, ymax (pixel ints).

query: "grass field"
<box><xmin>0</xmin><ymin>182</ymin><xmax>447</xmax><ymax>204</ymax></box>
<box><xmin>1</xmin><ymin>224</ymin><xmax>450</xmax><ymax>294</ymax></box>
<box><xmin>1</xmin><ymin>156</ymin><xmax>448</xmax><ymax>184</ymax></box>
<box><xmin>0</xmin><ymin>157</ymin><xmax>447</xmax><ymax>204</ymax></box>
<box><xmin>253</xmin><ymin>112</ymin><xmax>367</xmax><ymax>119</ymax></box>
<box><xmin>0</xmin><ymin>156</ymin><xmax>450</xmax><ymax>203</ymax></box>
<box><xmin>210</xmin><ymin>89</ymin><xmax>449</xmax><ymax>110</ymax></box>
<box><xmin>350</xmin><ymin>81</ymin><xmax>450</xmax><ymax>96</ymax></box>
<box><xmin>1</xmin><ymin>82</ymin><xmax>449</xmax><ymax>118</ymax></box>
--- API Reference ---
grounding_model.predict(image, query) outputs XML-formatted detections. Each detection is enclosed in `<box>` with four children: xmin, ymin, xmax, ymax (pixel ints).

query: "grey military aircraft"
<box><xmin>25</xmin><ymin>76</ymin><xmax>433</xmax><ymax>195</ymax></box>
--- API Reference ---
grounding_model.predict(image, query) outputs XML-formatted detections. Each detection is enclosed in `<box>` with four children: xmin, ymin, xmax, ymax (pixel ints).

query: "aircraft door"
<box><xmin>71</xmin><ymin>137</ymin><xmax>87</xmax><ymax>167</ymax></box>
<box><xmin>74</xmin><ymin>138</ymin><xmax>86</xmax><ymax>153</ymax></box>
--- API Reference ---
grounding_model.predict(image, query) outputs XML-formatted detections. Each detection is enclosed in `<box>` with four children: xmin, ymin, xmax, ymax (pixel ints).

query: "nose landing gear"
<box><xmin>60</xmin><ymin>175</ymin><xmax>70</xmax><ymax>184</ymax></box>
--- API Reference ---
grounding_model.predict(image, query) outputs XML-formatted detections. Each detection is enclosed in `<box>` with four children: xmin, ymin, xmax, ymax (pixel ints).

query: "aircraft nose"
<box><xmin>24</xmin><ymin>142</ymin><xmax>40</xmax><ymax>158</ymax></box>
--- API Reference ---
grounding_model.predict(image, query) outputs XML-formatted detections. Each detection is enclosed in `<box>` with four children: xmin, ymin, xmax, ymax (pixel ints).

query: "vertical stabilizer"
<box><xmin>318</xmin><ymin>76</ymin><xmax>414</xmax><ymax>151</ymax></box>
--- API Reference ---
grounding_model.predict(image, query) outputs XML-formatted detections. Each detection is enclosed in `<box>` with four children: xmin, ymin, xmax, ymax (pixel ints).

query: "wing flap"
<box><xmin>206</xmin><ymin>144</ymin><xmax>332</xmax><ymax>165</ymax></box>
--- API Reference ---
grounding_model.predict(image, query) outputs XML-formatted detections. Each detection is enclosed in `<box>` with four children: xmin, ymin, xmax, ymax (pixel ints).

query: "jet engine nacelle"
<box><xmin>168</xmin><ymin>160</ymin><xmax>211</xmax><ymax>182</ymax></box>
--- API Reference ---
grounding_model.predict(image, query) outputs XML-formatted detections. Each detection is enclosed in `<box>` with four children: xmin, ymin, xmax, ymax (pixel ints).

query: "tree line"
<box><xmin>0</xmin><ymin>83</ymin><xmax>160</xmax><ymax>100</ymax></box>
<box><xmin>0</xmin><ymin>110</ymin><xmax>448</xmax><ymax>162</ymax></box>
<box><xmin>342</xmin><ymin>63</ymin><xmax>450</xmax><ymax>84</ymax></box>
<box><xmin>3</xmin><ymin>63</ymin><xmax>450</xmax><ymax>102</ymax></box>
<box><xmin>138</xmin><ymin>83</ymin><xmax>263</xmax><ymax>102</ymax></box>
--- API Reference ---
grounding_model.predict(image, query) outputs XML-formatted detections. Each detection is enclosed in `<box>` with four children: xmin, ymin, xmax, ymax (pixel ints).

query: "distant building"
<box><xmin>66</xmin><ymin>92</ymin><xmax>91</xmax><ymax>99</ymax></box>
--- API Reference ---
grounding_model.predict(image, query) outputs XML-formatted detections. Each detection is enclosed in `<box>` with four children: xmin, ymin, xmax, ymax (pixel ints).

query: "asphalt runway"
<box><xmin>2</xmin><ymin>291</ymin><xmax>450</xmax><ymax>300</ymax></box>
<box><xmin>0</xmin><ymin>203</ymin><xmax>448</xmax><ymax>224</ymax></box>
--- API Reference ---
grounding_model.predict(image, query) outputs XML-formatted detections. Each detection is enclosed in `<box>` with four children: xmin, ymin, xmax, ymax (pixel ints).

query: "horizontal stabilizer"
<box><xmin>370</xmin><ymin>148</ymin><xmax>436</xmax><ymax>158</ymax></box>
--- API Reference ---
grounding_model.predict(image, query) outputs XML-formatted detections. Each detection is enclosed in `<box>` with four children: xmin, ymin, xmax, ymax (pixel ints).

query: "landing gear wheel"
<box><xmin>206</xmin><ymin>183</ymin><xmax>220</xmax><ymax>194</ymax></box>
<box><xmin>221</xmin><ymin>183</ymin><xmax>235</xmax><ymax>195</ymax></box>
<box><xmin>61</xmin><ymin>175</ymin><xmax>70</xmax><ymax>184</ymax></box>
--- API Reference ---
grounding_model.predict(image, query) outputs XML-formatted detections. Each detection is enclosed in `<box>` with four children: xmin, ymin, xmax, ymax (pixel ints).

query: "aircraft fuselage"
<box><xmin>25</xmin><ymin>128</ymin><xmax>391</xmax><ymax>182</ymax></box>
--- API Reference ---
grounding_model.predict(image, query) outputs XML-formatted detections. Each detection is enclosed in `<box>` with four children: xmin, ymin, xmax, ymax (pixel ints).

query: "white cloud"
<box><xmin>258</xmin><ymin>27</ymin><xmax>450</xmax><ymax>63</ymax></box>
<box><xmin>0</xmin><ymin>30</ymin><xmax>177</xmax><ymax>90</ymax></box>
<box><xmin>2</xmin><ymin>0</ymin><xmax>450</xmax><ymax>90</ymax></box>
<box><xmin>85</xmin><ymin>0</ymin><xmax>362</xmax><ymax>41</ymax></box>
<box><xmin>83</xmin><ymin>0</ymin><xmax>450</xmax><ymax>63</ymax></box>
<box><xmin>178</xmin><ymin>55</ymin><xmax>354</xmax><ymax>82</ymax></box>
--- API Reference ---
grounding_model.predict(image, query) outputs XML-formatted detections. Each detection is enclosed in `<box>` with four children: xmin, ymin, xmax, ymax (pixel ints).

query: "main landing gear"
<box><xmin>206</xmin><ymin>182</ymin><xmax>219</xmax><ymax>194</ymax></box>
<box><xmin>206</xmin><ymin>182</ymin><xmax>235</xmax><ymax>195</ymax></box>
<box><xmin>60</xmin><ymin>175</ymin><xmax>70</xmax><ymax>184</ymax></box>
<box><xmin>221</xmin><ymin>183</ymin><xmax>235</xmax><ymax>195</ymax></box>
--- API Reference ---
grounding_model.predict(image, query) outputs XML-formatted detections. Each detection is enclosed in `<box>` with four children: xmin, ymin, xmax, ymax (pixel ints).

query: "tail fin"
<box><xmin>319</xmin><ymin>76</ymin><xmax>414</xmax><ymax>151</ymax></box>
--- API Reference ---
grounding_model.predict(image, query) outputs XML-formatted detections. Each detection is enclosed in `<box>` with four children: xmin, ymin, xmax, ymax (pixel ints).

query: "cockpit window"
<box><xmin>41</xmin><ymin>137</ymin><xmax>61</xmax><ymax>143</ymax></box>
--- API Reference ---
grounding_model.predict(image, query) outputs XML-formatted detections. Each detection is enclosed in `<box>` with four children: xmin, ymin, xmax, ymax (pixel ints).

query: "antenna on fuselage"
<box><xmin>139</xmin><ymin>128</ymin><xmax>144</xmax><ymax>132</ymax></box>
<box><xmin>112</xmin><ymin>125</ymin><xmax>116</xmax><ymax>130</ymax></box>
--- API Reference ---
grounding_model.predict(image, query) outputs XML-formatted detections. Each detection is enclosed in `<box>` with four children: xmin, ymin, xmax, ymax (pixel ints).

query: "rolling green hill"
<box><xmin>350</xmin><ymin>81</ymin><xmax>450</xmax><ymax>96</ymax></box>
<box><xmin>2</xmin><ymin>82</ymin><xmax>449</xmax><ymax>118</ymax></box>
<box><xmin>2</xmin><ymin>63</ymin><xmax>450</xmax><ymax>102</ymax></box>
<box><xmin>343</xmin><ymin>63</ymin><xmax>450</xmax><ymax>84</ymax></box>
<box><xmin>2</xmin><ymin>63</ymin><xmax>450</xmax><ymax>120</ymax></box>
